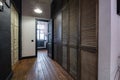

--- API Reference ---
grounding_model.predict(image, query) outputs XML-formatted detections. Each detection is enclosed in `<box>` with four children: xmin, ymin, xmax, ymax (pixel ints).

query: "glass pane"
<box><xmin>37</xmin><ymin>30</ymin><xmax>40</xmax><ymax>40</ymax></box>
<box><xmin>40</xmin><ymin>25</ymin><xmax>44</xmax><ymax>29</ymax></box>
<box><xmin>37</xmin><ymin>24</ymin><xmax>45</xmax><ymax>30</ymax></box>
<box><xmin>40</xmin><ymin>33</ymin><xmax>44</xmax><ymax>40</ymax></box>
<box><xmin>40</xmin><ymin>30</ymin><xmax>44</xmax><ymax>33</ymax></box>
<box><xmin>37</xmin><ymin>25</ymin><xmax>40</xmax><ymax>29</ymax></box>
<box><xmin>45</xmin><ymin>36</ymin><xmax>47</xmax><ymax>40</ymax></box>
<box><xmin>37</xmin><ymin>24</ymin><xmax>44</xmax><ymax>29</ymax></box>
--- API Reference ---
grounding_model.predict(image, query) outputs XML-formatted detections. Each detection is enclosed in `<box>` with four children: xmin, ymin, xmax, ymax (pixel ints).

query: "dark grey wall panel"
<box><xmin>62</xmin><ymin>6</ymin><xmax>69</xmax><ymax>45</ymax></box>
<box><xmin>80</xmin><ymin>0</ymin><xmax>98</xmax><ymax>79</ymax></box>
<box><xmin>69</xmin><ymin>0</ymin><xmax>79</xmax><ymax>79</ymax></box>
<box><xmin>51</xmin><ymin>0</ymin><xmax>62</xmax><ymax>18</ymax></box>
<box><xmin>52</xmin><ymin>0</ymin><xmax>98</xmax><ymax>80</ymax></box>
<box><xmin>81</xmin><ymin>0</ymin><xmax>97</xmax><ymax>47</ymax></box>
<box><xmin>62</xmin><ymin>5</ymin><xmax>69</xmax><ymax>70</ymax></box>
<box><xmin>81</xmin><ymin>50</ymin><xmax>97</xmax><ymax>80</ymax></box>
<box><xmin>54</xmin><ymin>13</ymin><xmax>62</xmax><ymax>64</ymax></box>
<box><xmin>54</xmin><ymin>44</ymin><xmax>57</xmax><ymax>61</ymax></box>
<box><xmin>69</xmin><ymin>0</ymin><xmax>79</xmax><ymax>46</ymax></box>
<box><xmin>0</xmin><ymin>2</ymin><xmax>12</xmax><ymax>80</ymax></box>
<box><xmin>70</xmin><ymin>48</ymin><xmax>77</xmax><ymax>79</ymax></box>
<box><xmin>62</xmin><ymin>46</ymin><xmax>67</xmax><ymax>69</ymax></box>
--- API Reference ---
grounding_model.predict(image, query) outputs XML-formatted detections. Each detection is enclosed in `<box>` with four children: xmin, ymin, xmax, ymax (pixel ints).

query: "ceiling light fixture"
<box><xmin>0</xmin><ymin>0</ymin><xmax>3</xmax><ymax>12</ymax></box>
<box><xmin>34</xmin><ymin>8</ymin><xmax>42</xmax><ymax>14</ymax></box>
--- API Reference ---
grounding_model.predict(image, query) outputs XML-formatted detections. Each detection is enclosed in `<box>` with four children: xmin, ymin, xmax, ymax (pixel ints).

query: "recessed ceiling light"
<box><xmin>0</xmin><ymin>1</ymin><xmax>3</xmax><ymax>12</ymax></box>
<box><xmin>0</xmin><ymin>1</ymin><xmax>3</xmax><ymax>6</ymax></box>
<box><xmin>34</xmin><ymin>8</ymin><xmax>42</xmax><ymax>14</ymax></box>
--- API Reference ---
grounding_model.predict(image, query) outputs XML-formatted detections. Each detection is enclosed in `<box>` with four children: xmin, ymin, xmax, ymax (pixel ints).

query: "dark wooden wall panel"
<box><xmin>69</xmin><ymin>0</ymin><xmax>79</xmax><ymax>46</ymax></box>
<box><xmin>54</xmin><ymin>13</ymin><xmax>62</xmax><ymax>65</ymax></box>
<box><xmin>62</xmin><ymin>46</ymin><xmax>67</xmax><ymax>69</ymax></box>
<box><xmin>62</xmin><ymin>5</ymin><xmax>69</xmax><ymax>70</ymax></box>
<box><xmin>69</xmin><ymin>0</ymin><xmax>79</xmax><ymax>79</ymax></box>
<box><xmin>54</xmin><ymin>17</ymin><xmax>58</xmax><ymax>61</ymax></box>
<box><xmin>81</xmin><ymin>50</ymin><xmax>97</xmax><ymax>80</ymax></box>
<box><xmin>62</xmin><ymin>6</ymin><xmax>69</xmax><ymax>45</ymax></box>
<box><xmin>54</xmin><ymin>44</ymin><xmax>58</xmax><ymax>61</ymax></box>
<box><xmin>70</xmin><ymin>48</ymin><xmax>77</xmax><ymax>79</ymax></box>
<box><xmin>80</xmin><ymin>0</ymin><xmax>98</xmax><ymax>79</ymax></box>
<box><xmin>52</xmin><ymin>0</ymin><xmax>98</xmax><ymax>79</ymax></box>
<box><xmin>81</xmin><ymin>0</ymin><xmax>97</xmax><ymax>47</ymax></box>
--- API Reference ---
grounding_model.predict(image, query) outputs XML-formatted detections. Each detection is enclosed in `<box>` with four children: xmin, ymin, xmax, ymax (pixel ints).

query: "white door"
<box><xmin>22</xmin><ymin>16</ymin><xmax>36</xmax><ymax>57</ymax></box>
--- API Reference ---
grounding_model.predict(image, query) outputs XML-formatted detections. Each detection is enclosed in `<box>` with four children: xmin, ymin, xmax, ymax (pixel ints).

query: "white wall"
<box><xmin>99</xmin><ymin>0</ymin><xmax>111</xmax><ymax>79</ymax></box>
<box><xmin>22</xmin><ymin>16</ymin><xmax>36</xmax><ymax>57</ymax></box>
<box><xmin>110</xmin><ymin>0</ymin><xmax>120</xmax><ymax>80</ymax></box>
<box><xmin>99</xmin><ymin>0</ymin><xmax>120</xmax><ymax>80</ymax></box>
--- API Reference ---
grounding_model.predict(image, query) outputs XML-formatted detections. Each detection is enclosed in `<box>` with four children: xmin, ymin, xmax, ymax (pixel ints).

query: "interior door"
<box><xmin>47</xmin><ymin>20</ymin><xmax>53</xmax><ymax>58</ymax></box>
<box><xmin>37</xmin><ymin>21</ymin><xmax>48</xmax><ymax>49</ymax></box>
<box><xmin>22</xmin><ymin>16</ymin><xmax>36</xmax><ymax>57</ymax></box>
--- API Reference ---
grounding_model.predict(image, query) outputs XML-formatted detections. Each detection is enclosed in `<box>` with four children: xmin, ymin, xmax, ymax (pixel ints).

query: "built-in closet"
<box><xmin>52</xmin><ymin>0</ymin><xmax>98</xmax><ymax>79</ymax></box>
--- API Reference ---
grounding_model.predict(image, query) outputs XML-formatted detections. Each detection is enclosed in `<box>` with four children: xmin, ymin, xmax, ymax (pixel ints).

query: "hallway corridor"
<box><xmin>12</xmin><ymin>50</ymin><xmax>73</xmax><ymax>80</ymax></box>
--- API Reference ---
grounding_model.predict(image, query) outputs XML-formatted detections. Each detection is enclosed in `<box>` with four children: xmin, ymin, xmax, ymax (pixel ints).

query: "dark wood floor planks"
<box><xmin>11</xmin><ymin>50</ymin><xmax>73</xmax><ymax>80</ymax></box>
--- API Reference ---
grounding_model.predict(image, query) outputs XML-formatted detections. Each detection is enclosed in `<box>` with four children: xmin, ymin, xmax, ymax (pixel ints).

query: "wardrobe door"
<box><xmin>69</xmin><ymin>0</ymin><xmax>79</xmax><ymax>79</ymax></box>
<box><xmin>54</xmin><ymin>18</ymin><xmax>58</xmax><ymax>61</ymax></box>
<box><xmin>54</xmin><ymin>13</ymin><xmax>62</xmax><ymax>64</ymax></box>
<box><xmin>62</xmin><ymin>6</ymin><xmax>69</xmax><ymax>70</ymax></box>
<box><xmin>80</xmin><ymin>0</ymin><xmax>98</xmax><ymax>79</ymax></box>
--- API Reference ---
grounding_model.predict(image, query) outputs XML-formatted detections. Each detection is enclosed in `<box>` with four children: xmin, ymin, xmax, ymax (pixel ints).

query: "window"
<box><xmin>40</xmin><ymin>33</ymin><xmax>45</xmax><ymax>40</ymax></box>
<box><xmin>37</xmin><ymin>23</ymin><xmax>45</xmax><ymax>40</ymax></box>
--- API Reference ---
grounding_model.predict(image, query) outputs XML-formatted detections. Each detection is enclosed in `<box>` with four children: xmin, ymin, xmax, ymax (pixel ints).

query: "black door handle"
<box><xmin>31</xmin><ymin>40</ymin><xmax>34</xmax><ymax>42</ymax></box>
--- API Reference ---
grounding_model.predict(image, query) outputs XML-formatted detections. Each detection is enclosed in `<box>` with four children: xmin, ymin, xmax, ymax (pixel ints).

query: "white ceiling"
<box><xmin>22</xmin><ymin>0</ymin><xmax>51</xmax><ymax>19</ymax></box>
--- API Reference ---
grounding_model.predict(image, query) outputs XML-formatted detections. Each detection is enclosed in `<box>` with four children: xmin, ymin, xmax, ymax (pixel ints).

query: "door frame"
<box><xmin>35</xmin><ymin>19</ymin><xmax>49</xmax><ymax>56</ymax></box>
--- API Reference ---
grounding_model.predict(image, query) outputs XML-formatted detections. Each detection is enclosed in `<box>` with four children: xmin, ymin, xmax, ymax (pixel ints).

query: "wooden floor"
<box><xmin>12</xmin><ymin>50</ymin><xmax>73</xmax><ymax>80</ymax></box>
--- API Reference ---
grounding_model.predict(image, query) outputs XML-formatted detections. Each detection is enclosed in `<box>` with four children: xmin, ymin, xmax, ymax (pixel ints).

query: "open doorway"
<box><xmin>36</xmin><ymin>20</ymin><xmax>48</xmax><ymax>53</ymax></box>
<box><xmin>36</xmin><ymin>19</ymin><xmax>53</xmax><ymax>59</ymax></box>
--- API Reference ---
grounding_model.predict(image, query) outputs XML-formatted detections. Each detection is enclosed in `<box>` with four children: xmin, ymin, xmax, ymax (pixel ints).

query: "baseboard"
<box><xmin>6</xmin><ymin>71</ymin><xmax>13</xmax><ymax>80</ymax></box>
<box><xmin>21</xmin><ymin>56</ymin><xmax>37</xmax><ymax>59</ymax></box>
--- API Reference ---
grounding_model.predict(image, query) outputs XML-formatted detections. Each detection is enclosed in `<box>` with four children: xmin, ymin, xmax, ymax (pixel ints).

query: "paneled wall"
<box><xmin>54</xmin><ymin>13</ymin><xmax>62</xmax><ymax>64</ymax></box>
<box><xmin>11</xmin><ymin>4</ymin><xmax>19</xmax><ymax>68</ymax></box>
<box><xmin>80</xmin><ymin>0</ymin><xmax>98</xmax><ymax>79</ymax></box>
<box><xmin>52</xmin><ymin>0</ymin><xmax>98</xmax><ymax>80</ymax></box>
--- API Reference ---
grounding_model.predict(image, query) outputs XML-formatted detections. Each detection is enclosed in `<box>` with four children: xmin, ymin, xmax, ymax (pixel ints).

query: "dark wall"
<box><xmin>0</xmin><ymin>2</ymin><xmax>12</xmax><ymax>80</ymax></box>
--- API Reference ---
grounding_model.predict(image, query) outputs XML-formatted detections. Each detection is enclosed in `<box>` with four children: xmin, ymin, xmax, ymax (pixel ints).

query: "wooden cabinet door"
<box><xmin>54</xmin><ymin>13</ymin><xmax>62</xmax><ymax>65</ymax></box>
<box><xmin>80</xmin><ymin>0</ymin><xmax>98</xmax><ymax>79</ymax></box>
<box><xmin>69</xmin><ymin>0</ymin><xmax>79</xmax><ymax>79</ymax></box>
<box><xmin>62</xmin><ymin>5</ymin><xmax>69</xmax><ymax>70</ymax></box>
